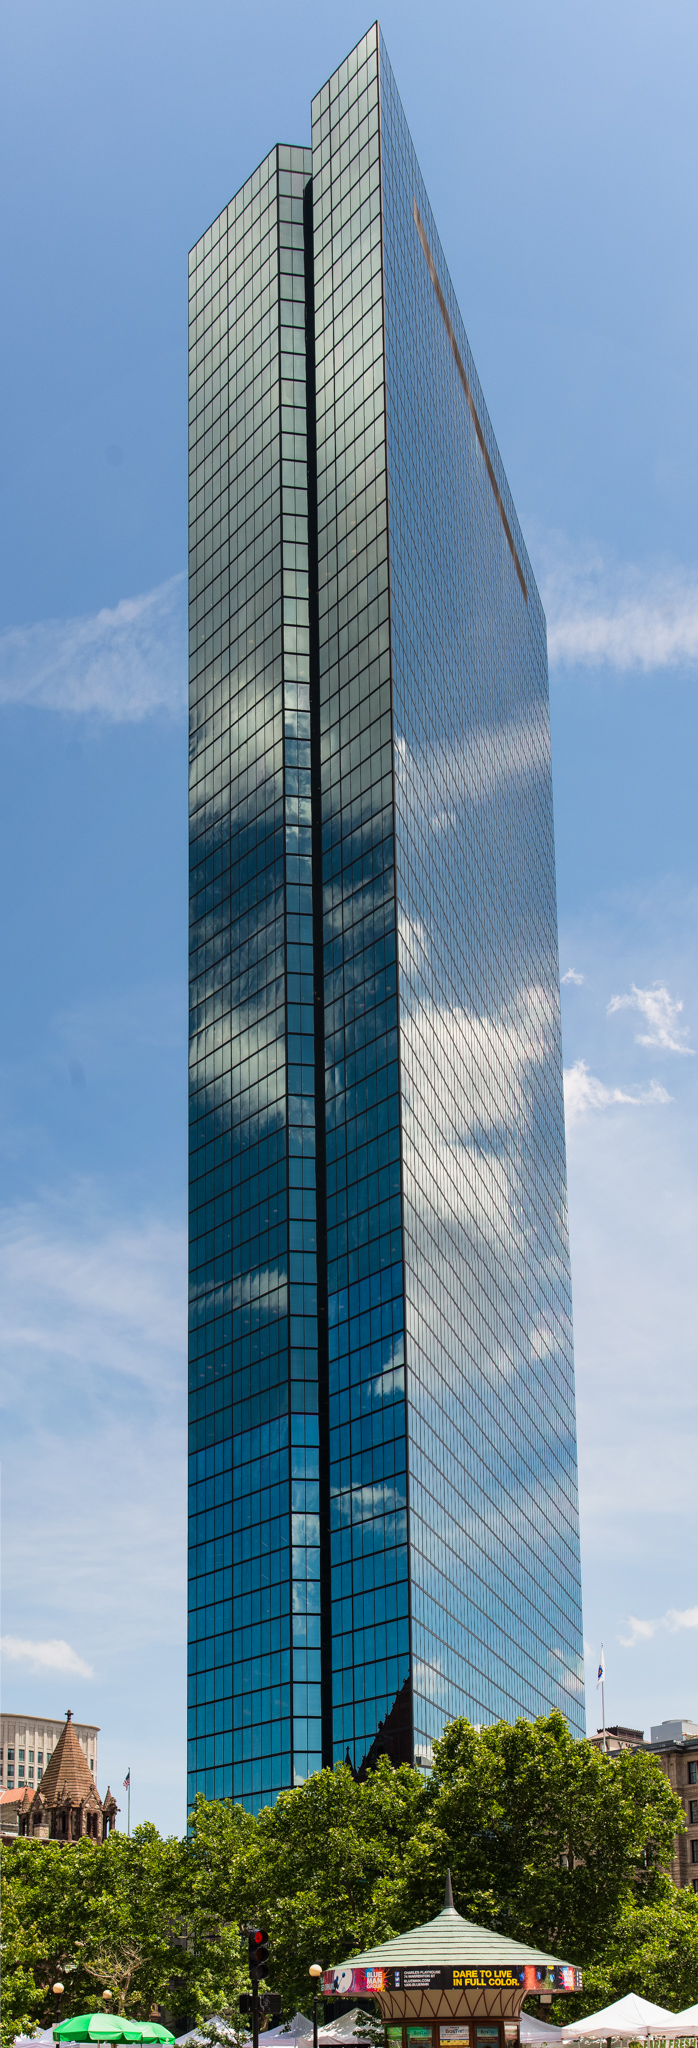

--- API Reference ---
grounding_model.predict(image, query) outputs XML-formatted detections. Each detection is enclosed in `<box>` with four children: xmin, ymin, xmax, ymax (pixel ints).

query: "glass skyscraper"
<box><xmin>187</xmin><ymin>24</ymin><xmax>585</xmax><ymax>1816</ymax></box>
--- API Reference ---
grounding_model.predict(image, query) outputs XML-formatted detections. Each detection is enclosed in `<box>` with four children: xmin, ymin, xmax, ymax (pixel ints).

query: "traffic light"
<box><xmin>248</xmin><ymin>1928</ymin><xmax>269</xmax><ymax>1977</ymax></box>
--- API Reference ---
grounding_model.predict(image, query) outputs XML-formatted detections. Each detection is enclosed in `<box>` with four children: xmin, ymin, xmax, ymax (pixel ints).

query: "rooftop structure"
<box><xmin>651</xmin><ymin>1720</ymin><xmax>698</xmax><ymax>1744</ymax></box>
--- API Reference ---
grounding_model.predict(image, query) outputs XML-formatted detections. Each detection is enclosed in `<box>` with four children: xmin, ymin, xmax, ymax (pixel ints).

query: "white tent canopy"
<box><xmin>672</xmin><ymin>2017</ymin><xmax>698</xmax><ymax>2036</ymax></box>
<box><xmin>249</xmin><ymin>2018</ymin><xmax>368</xmax><ymax>2048</ymax></box>
<box><xmin>562</xmin><ymin>1996</ymin><xmax>681</xmax><ymax>2042</ymax></box>
<box><xmin>176</xmin><ymin>2023</ymin><xmax>234</xmax><ymax>2047</ymax></box>
<box><xmin>520</xmin><ymin>2018</ymin><xmax>564</xmax><ymax>2046</ymax></box>
<box><xmin>253</xmin><ymin>2025</ymin><xmax>312</xmax><ymax>2048</ymax></box>
<box><xmin>176</xmin><ymin>2014</ymin><xmax>370</xmax><ymax>2048</ymax></box>
<box><xmin>321</xmin><ymin>2019</ymin><xmax>368</xmax><ymax>2043</ymax></box>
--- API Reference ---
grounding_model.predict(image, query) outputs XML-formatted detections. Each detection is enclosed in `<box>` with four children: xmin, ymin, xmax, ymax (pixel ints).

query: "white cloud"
<box><xmin>0</xmin><ymin>1186</ymin><xmax>187</xmax><ymax>1656</ymax></box>
<box><xmin>564</xmin><ymin>1058</ymin><xmax>671</xmax><ymax>1126</ymax></box>
<box><xmin>393</xmin><ymin>696</ymin><xmax>550</xmax><ymax>839</ymax></box>
<box><xmin>542</xmin><ymin>545</ymin><xmax>698</xmax><ymax>671</ymax></box>
<box><xmin>1</xmin><ymin>1635</ymin><xmax>94</xmax><ymax>1677</ymax></box>
<box><xmin>565</xmin><ymin>978</ymin><xmax>698</xmax><ymax>1558</ymax></box>
<box><xmin>396</xmin><ymin>943</ymin><xmax>558</xmax><ymax>1268</ymax></box>
<box><xmin>0</xmin><ymin>1192</ymin><xmax>186</xmax><ymax>1391</ymax></box>
<box><xmin>619</xmin><ymin>1616</ymin><xmax>660</xmax><ymax>1648</ymax></box>
<box><xmin>561</xmin><ymin>901</ymin><xmax>698</xmax><ymax>1738</ymax></box>
<box><xmin>562</xmin><ymin>967</ymin><xmax>585</xmax><ymax>985</ymax></box>
<box><xmin>0</xmin><ymin>575</ymin><xmax>186</xmax><ymax>721</ymax></box>
<box><xmin>620</xmin><ymin>1607</ymin><xmax>698</xmax><ymax>1648</ymax></box>
<box><xmin>608</xmin><ymin>982</ymin><xmax>694</xmax><ymax>1055</ymax></box>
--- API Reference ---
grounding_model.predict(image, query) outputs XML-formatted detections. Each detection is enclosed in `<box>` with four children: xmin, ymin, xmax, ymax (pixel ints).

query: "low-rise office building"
<box><xmin>0</xmin><ymin>1711</ymin><xmax>99</xmax><ymax>1796</ymax></box>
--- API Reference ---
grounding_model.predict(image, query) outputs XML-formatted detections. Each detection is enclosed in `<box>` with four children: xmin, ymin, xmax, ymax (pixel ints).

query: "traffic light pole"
<box><xmin>244</xmin><ymin>1925</ymin><xmax>270</xmax><ymax>2048</ymax></box>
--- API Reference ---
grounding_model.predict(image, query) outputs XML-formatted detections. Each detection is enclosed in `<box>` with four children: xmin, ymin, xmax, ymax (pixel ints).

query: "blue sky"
<box><xmin>1</xmin><ymin>0</ymin><xmax>697</xmax><ymax>1835</ymax></box>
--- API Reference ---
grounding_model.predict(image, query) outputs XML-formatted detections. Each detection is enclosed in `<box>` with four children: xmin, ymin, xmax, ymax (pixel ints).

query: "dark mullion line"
<box><xmin>303</xmin><ymin>170</ymin><xmax>334</xmax><ymax>1773</ymax></box>
<box><xmin>413</xmin><ymin>198</ymin><xmax>528</xmax><ymax>607</ymax></box>
<box><xmin>275</xmin><ymin>148</ymin><xmax>295</xmax><ymax>1766</ymax></box>
<box><xmin>376</xmin><ymin>24</ymin><xmax>415</xmax><ymax>1776</ymax></box>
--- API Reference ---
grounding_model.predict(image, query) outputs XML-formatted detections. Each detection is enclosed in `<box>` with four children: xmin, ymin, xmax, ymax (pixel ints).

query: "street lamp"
<box><xmin>103</xmin><ymin>1994</ymin><xmax>114</xmax><ymax>2006</ymax></box>
<box><xmin>309</xmin><ymin>1964</ymin><xmax>323</xmax><ymax>2048</ymax></box>
<box><xmin>53</xmin><ymin>1984</ymin><xmax>65</xmax><ymax>2027</ymax></box>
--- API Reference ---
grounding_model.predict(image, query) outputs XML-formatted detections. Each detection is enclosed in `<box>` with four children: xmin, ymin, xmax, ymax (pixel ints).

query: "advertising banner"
<box><xmin>322</xmin><ymin>1966</ymin><xmax>581</xmax><ymax>1997</ymax></box>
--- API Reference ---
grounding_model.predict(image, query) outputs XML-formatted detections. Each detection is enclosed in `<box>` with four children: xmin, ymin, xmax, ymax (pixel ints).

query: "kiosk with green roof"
<box><xmin>321</xmin><ymin>1877</ymin><xmax>582</xmax><ymax>2048</ymax></box>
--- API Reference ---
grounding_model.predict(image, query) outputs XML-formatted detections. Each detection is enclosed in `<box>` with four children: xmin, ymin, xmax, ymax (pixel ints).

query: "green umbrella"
<box><xmin>129</xmin><ymin>2030</ymin><xmax>175</xmax><ymax>2044</ymax></box>
<box><xmin>53</xmin><ymin>2021</ymin><xmax>151</xmax><ymax>2044</ymax></box>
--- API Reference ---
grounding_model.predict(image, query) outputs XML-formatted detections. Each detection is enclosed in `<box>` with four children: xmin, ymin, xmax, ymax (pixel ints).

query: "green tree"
<box><xmin>546</xmin><ymin>1882</ymin><xmax>698</xmax><ymax>2021</ymax></box>
<box><xmin>184</xmin><ymin>1758</ymin><xmax>426</xmax><ymax>2016</ymax></box>
<box><xmin>384</xmin><ymin>1713</ymin><xmax>685</xmax><ymax>1962</ymax></box>
<box><xmin>0</xmin><ymin>1826</ymin><xmax>248</xmax><ymax>2048</ymax></box>
<box><xmin>196</xmin><ymin>2005</ymin><xmax>249</xmax><ymax>2048</ymax></box>
<box><xmin>2</xmin><ymin>1718</ymin><xmax>690</xmax><ymax>2047</ymax></box>
<box><xmin>0</xmin><ymin>1867</ymin><xmax>48</xmax><ymax>2042</ymax></box>
<box><xmin>182</xmin><ymin>1721</ymin><xmax>685</xmax><ymax>2009</ymax></box>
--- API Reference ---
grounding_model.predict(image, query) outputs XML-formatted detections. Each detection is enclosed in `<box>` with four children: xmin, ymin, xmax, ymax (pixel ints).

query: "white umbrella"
<box><xmin>562</xmin><ymin>1996</ymin><xmax>679</xmax><ymax>2042</ymax></box>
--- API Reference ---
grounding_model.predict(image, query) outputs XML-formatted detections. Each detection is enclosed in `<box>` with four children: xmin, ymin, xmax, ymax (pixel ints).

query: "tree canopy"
<box><xmin>0</xmin><ymin>1822</ymin><xmax>246</xmax><ymax>2046</ymax></box>
<box><xmin>2</xmin><ymin>1714</ymin><xmax>694</xmax><ymax>2048</ymax></box>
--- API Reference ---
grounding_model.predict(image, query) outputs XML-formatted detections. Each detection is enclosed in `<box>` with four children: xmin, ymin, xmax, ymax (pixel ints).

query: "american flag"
<box><xmin>123</xmin><ymin>1769</ymin><xmax>130</xmax><ymax>1790</ymax></box>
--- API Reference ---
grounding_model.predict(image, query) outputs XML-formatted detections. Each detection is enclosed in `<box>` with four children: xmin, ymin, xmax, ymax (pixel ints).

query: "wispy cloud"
<box><xmin>0</xmin><ymin>575</ymin><xmax>186</xmax><ymax>721</ymax></box>
<box><xmin>393</xmin><ymin>697</ymin><xmax>550</xmax><ymax>839</ymax></box>
<box><xmin>0</xmin><ymin>1191</ymin><xmax>186</xmax><ymax>1391</ymax></box>
<box><xmin>620</xmin><ymin>1607</ymin><xmax>698</xmax><ymax>1648</ymax></box>
<box><xmin>1</xmin><ymin>1635</ymin><xmax>94</xmax><ymax>1677</ymax></box>
<box><xmin>608</xmin><ymin>982</ymin><xmax>694</xmax><ymax>1055</ymax></box>
<box><xmin>0</xmin><ymin>1185</ymin><xmax>187</xmax><ymax>1660</ymax></box>
<box><xmin>564</xmin><ymin>1058</ymin><xmax>671</xmax><ymax>1125</ymax></box>
<box><xmin>562</xmin><ymin>967</ymin><xmax>585</xmax><ymax>985</ymax></box>
<box><xmin>540</xmin><ymin>542</ymin><xmax>698</xmax><ymax>672</ymax></box>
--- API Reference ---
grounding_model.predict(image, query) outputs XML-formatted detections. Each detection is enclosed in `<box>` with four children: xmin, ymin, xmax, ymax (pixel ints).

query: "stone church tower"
<box><xmin>18</xmin><ymin>1711</ymin><xmax>118</xmax><ymax>1841</ymax></box>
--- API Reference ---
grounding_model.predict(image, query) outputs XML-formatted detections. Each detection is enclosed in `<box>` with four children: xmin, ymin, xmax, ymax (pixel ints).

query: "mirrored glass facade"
<box><xmin>188</xmin><ymin>27</ymin><xmax>584</xmax><ymax>1816</ymax></box>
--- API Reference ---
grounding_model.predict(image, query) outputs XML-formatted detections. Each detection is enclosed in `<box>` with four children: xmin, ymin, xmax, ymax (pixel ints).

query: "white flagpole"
<box><xmin>597</xmin><ymin>1645</ymin><xmax>606</xmax><ymax>1754</ymax></box>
